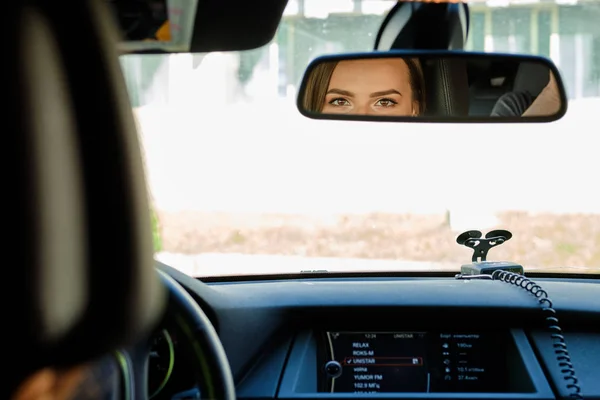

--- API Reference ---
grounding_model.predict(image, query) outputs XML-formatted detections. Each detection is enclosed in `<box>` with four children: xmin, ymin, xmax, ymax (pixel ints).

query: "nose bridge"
<box><xmin>354</xmin><ymin>98</ymin><xmax>370</xmax><ymax>114</ymax></box>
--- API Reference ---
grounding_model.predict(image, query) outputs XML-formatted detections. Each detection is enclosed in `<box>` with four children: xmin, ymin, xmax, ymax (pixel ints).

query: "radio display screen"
<box><xmin>318</xmin><ymin>331</ymin><xmax>507</xmax><ymax>393</ymax></box>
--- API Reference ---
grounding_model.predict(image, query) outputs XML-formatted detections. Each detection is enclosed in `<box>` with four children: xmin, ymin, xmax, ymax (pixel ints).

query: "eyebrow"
<box><xmin>326</xmin><ymin>88</ymin><xmax>354</xmax><ymax>97</ymax></box>
<box><xmin>325</xmin><ymin>88</ymin><xmax>402</xmax><ymax>97</ymax></box>
<box><xmin>369</xmin><ymin>89</ymin><xmax>402</xmax><ymax>97</ymax></box>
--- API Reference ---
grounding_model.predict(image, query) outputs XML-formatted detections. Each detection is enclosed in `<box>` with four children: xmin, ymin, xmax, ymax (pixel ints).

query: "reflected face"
<box><xmin>322</xmin><ymin>58</ymin><xmax>416</xmax><ymax>116</ymax></box>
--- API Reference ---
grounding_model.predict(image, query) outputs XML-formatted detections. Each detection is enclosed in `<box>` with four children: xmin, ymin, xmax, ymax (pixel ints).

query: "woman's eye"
<box><xmin>329</xmin><ymin>98</ymin><xmax>350</xmax><ymax>106</ymax></box>
<box><xmin>375</xmin><ymin>98</ymin><xmax>397</xmax><ymax>107</ymax></box>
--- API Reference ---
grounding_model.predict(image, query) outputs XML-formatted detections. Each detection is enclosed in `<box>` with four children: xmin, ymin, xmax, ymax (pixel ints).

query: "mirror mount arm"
<box><xmin>374</xmin><ymin>2</ymin><xmax>470</xmax><ymax>51</ymax></box>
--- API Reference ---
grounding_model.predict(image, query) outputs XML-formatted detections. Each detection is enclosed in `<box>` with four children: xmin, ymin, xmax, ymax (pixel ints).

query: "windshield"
<box><xmin>122</xmin><ymin>0</ymin><xmax>600</xmax><ymax>277</ymax></box>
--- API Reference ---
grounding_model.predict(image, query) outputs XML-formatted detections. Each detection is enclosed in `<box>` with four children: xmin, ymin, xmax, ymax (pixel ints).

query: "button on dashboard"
<box><xmin>324</xmin><ymin>360</ymin><xmax>342</xmax><ymax>378</ymax></box>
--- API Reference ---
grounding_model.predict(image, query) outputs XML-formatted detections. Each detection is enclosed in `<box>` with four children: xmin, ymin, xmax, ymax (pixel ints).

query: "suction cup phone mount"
<box><xmin>456</xmin><ymin>229</ymin><xmax>512</xmax><ymax>262</ymax></box>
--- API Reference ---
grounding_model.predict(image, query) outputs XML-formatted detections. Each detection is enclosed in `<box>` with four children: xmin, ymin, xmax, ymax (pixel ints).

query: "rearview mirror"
<box><xmin>297</xmin><ymin>51</ymin><xmax>567</xmax><ymax>123</ymax></box>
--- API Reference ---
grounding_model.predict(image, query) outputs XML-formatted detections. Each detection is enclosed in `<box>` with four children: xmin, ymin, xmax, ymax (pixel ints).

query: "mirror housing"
<box><xmin>297</xmin><ymin>51</ymin><xmax>567</xmax><ymax>123</ymax></box>
<box><xmin>374</xmin><ymin>2</ymin><xmax>470</xmax><ymax>51</ymax></box>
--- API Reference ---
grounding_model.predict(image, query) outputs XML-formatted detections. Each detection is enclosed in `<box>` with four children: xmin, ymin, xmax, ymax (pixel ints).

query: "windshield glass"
<box><xmin>122</xmin><ymin>0</ymin><xmax>600</xmax><ymax>277</ymax></box>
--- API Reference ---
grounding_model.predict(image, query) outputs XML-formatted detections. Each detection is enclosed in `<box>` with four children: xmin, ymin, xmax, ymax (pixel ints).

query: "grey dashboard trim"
<box><xmin>237</xmin><ymin>336</ymin><xmax>294</xmax><ymax>398</ymax></box>
<box><xmin>529</xmin><ymin>331</ymin><xmax>600</xmax><ymax>399</ymax></box>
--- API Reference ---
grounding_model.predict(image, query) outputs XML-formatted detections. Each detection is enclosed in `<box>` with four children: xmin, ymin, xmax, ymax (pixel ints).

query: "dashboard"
<box><xmin>152</xmin><ymin>262</ymin><xmax>600</xmax><ymax>400</ymax></box>
<box><xmin>146</xmin><ymin>328</ymin><xmax>199</xmax><ymax>400</ymax></box>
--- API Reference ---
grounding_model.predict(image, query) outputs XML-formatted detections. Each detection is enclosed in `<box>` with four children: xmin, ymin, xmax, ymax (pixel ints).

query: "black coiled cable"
<box><xmin>491</xmin><ymin>270</ymin><xmax>583</xmax><ymax>400</ymax></box>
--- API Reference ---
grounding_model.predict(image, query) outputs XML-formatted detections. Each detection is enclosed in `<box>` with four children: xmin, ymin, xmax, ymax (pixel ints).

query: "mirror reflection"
<box><xmin>299</xmin><ymin>54</ymin><xmax>565</xmax><ymax>121</ymax></box>
<box><xmin>304</xmin><ymin>58</ymin><xmax>426</xmax><ymax>117</ymax></box>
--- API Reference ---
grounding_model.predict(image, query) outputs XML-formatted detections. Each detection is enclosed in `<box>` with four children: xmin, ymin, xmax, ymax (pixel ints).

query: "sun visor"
<box><xmin>7</xmin><ymin>0</ymin><xmax>165</xmax><ymax>391</ymax></box>
<box><xmin>107</xmin><ymin>0</ymin><xmax>288</xmax><ymax>53</ymax></box>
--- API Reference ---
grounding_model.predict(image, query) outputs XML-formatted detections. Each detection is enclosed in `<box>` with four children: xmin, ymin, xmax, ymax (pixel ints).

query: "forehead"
<box><xmin>328</xmin><ymin>58</ymin><xmax>410</xmax><ymax>89</ymax></box>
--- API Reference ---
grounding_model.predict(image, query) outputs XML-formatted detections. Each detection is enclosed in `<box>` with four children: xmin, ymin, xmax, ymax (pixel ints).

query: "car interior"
<box><xmin>421</xmin><ymin>58</ymin><xmax>470</xmax><ymax>117</ymax></box>
<box><xmin>467</xmin><ymin>60</ymin><xmax>551</xmax><ymax>116</ymax></box>
<box><xmin>7</xmin><ymin>1</ymin><xmax>599</xmax><ymax>400</ymax></box>
<box><xmin>418</xmin><ymin>57</ymin><xmax>552</xmax><ymax>117</ymax></box>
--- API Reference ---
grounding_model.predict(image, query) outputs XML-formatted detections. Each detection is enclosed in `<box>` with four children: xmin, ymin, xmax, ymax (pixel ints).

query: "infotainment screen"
<box><xmin>318</xmin><ymin>332</ymin><xmax>506</xmax><ymax>393</ymax></box>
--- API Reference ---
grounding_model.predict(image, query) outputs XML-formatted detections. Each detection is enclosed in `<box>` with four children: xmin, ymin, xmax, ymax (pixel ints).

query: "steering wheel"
<box><xmin>124</xmin><ymin>270</ymin><xmax>236</xmax><ymax>399</ymax></box>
